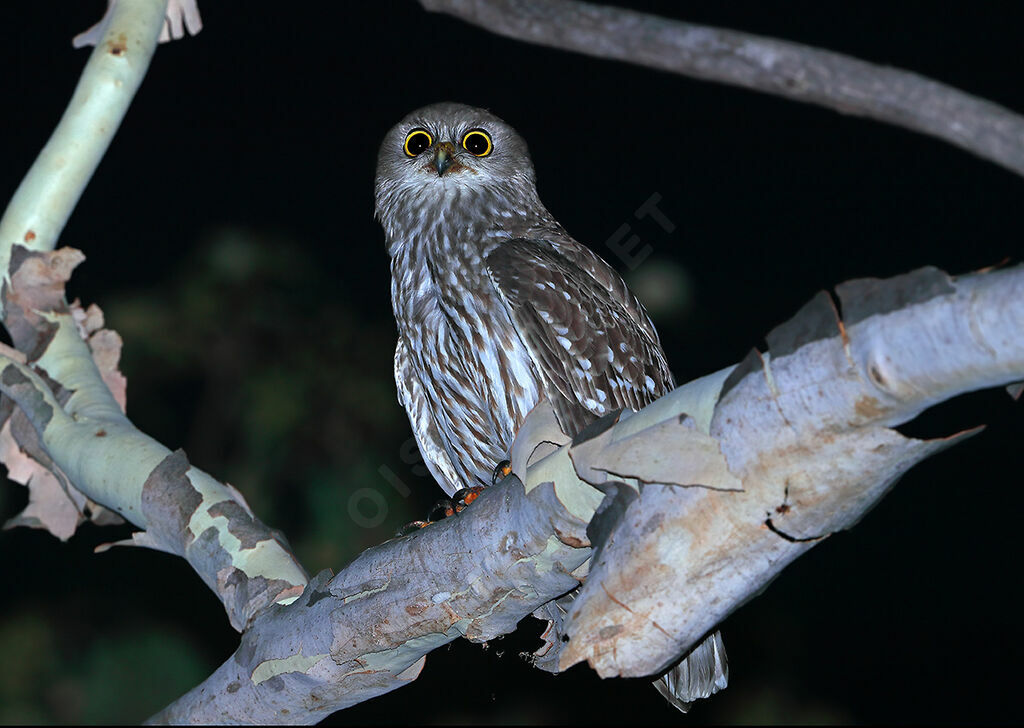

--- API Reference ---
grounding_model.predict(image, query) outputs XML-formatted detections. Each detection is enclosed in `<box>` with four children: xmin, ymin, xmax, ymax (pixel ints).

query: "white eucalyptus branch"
<box><xmin>420</xmin><ymin>0</ymin><xmax>1024</xmax><ymax>179</ymax></box>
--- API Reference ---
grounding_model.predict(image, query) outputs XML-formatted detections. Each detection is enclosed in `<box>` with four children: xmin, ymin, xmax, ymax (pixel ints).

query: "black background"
<box><xmin>1</xmin><ymin>1</ymin><xmax>1021</xmax><ymax>724</ymax></box>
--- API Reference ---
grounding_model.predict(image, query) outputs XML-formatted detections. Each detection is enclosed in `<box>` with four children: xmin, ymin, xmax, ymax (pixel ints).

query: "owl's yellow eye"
<box><xmin>404</xmin><ymin>129</ymin><xmax>433</xmax><ymax>157</ymax></box>
<box><xmin>462</xmin><ymin>129</ymin><xmax>492</xmax><ymax>157</ymax></box>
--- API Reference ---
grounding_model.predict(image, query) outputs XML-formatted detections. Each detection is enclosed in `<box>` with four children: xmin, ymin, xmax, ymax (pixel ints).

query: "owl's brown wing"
<box><xmin>486</xmin><ymin>237</ymin><xmax>675</xmax><ymax>438</ymax></box>
<box><xmin>487</xmin><ymin>239</ymin><xmax>727</xmax><ymax>711</ymax></box>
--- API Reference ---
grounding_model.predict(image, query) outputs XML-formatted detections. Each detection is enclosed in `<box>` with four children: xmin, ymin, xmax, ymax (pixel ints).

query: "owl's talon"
<box><xmin>395</xmin><ymin>520</ymin><xmax>432</xmax><ymax>538</ymax></box>
<box><xmin>452</xmin><ymin>485</ymin><xmax>486</xmax><ymax>511</ymax></box>
<box><xmin>491</xmin><ymin>460</ymin><xmax>513</xmax><ymax>485</ymax></box>
<box><xmin>398</xmin><ymin>491</ymin><xmax>479</xmax><ymax>537</ymax></box>
<box><xmin>428</xmin><ymin>498</ymin><xmax>456</xmax><ymax>521</ymax></box>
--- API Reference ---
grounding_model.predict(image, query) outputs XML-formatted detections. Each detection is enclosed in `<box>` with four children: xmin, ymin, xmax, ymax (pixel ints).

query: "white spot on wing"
<box><xmin>583</xmin><ymin>397</ymin><xmax>605</xmax><ymax>412</ymax></box>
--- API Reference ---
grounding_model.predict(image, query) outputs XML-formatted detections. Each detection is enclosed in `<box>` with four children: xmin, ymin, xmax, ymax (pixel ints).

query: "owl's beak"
<box><xmin>433</xmin><ymin>142</ymin><xmax>456</xmax><ymax>177</ymax></box>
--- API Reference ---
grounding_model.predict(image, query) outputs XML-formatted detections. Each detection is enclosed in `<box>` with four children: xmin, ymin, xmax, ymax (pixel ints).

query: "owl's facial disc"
<box><xmin>377</xmin><ymin>104</ymin><xmax>540</xmax><ymax>225</ymax></box>
<box><xmin>400</xmin><ymin>122</ymin><xmax>496</xmax><ymax>179</ymax></box>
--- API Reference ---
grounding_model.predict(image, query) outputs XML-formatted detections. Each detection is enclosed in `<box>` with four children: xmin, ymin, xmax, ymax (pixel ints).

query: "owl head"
<box><xmin>374</xmin><ymin>103</ymin><xmax>541</xmax><ymax>238</ymax></box>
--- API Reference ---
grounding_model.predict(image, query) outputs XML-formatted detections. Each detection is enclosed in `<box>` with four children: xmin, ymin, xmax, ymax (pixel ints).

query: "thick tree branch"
<box><xmin>151</xmin><ymin>264</ymin><xmax>1021</xmax><ymax>721</ymax></box>
<box><xmin>555</xmin><ymin>264</ymin><xmax>1024</xmax><ymax>677</ymax></box>
<box><xmin>421</xmin><ymin>0</ymin><xmax>1024</xmax><ymax>178</ymax></box>
<box><xmin>149</xmin><ymin>476</ymin><xmax>593</xmax><ymax>723</ymax></box>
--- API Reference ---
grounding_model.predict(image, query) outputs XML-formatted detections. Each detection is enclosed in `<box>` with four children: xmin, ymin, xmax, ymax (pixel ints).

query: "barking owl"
<box><xmin>375</xmin><ymin>102</ymin><xmax>726</xmax><ymax>710</ymax></box>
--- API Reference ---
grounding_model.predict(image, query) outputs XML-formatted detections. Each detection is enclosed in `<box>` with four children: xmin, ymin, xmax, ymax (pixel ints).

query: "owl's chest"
<box><xmin>392</xmin><ymin>239</ymin><xmax>541</xmax><ymax>435</ymax></box>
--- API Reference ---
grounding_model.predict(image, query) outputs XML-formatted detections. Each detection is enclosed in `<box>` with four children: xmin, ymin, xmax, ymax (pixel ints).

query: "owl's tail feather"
<box><xmin>652</xmin><ymin>630</ymin><xmax>729</xmax><ymax>713</ymax></box>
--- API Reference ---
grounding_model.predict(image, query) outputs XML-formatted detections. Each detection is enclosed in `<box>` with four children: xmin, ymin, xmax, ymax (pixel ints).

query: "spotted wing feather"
<box><xmin>486</xmin><ymin>238</ymin><xmax>675</xmax><ymax>437</ymax></box>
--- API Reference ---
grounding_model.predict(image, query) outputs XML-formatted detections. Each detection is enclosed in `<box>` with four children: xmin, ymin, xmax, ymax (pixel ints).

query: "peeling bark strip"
<box><xmin>140</xmin><ymin>449</ymin><xmax>201</xmax><ymax>555</ymax></box>
<box><xmin>3</xmin><ymin>246</ymin><xmax>81</xmax><ymax>360</ymax></box>
<box><xmin>764</xmin><ymin>290</ymin><xmax>839</xmax><ymax>358</ymax></box>
<box><xmin>209</xmin><ymin>501</ymin><xmax>270</xmax><ymax>550</ymax></box>
<box><xmin>421</xmin><ymin>0</ymin><xmax>1024</xmax><ymax>178</ymax></box>
<box><xmin>0</xmin><ymin>365</ymin><xmax>55</xmax><ymax>428</ymax></box>
<box><xmin>204</xmin><ymin>499</ymin><xmax>308</xmax><ymax>627</ymax></box>
<box><xmin>836</xmin><ymin>266</ymin><xmax>957</xmax><ymax>326</ymax></box>
<box><xmin>0</xmin><ymin>245</ymin><xmax>140</xmax><ymax>538</ymax></box>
